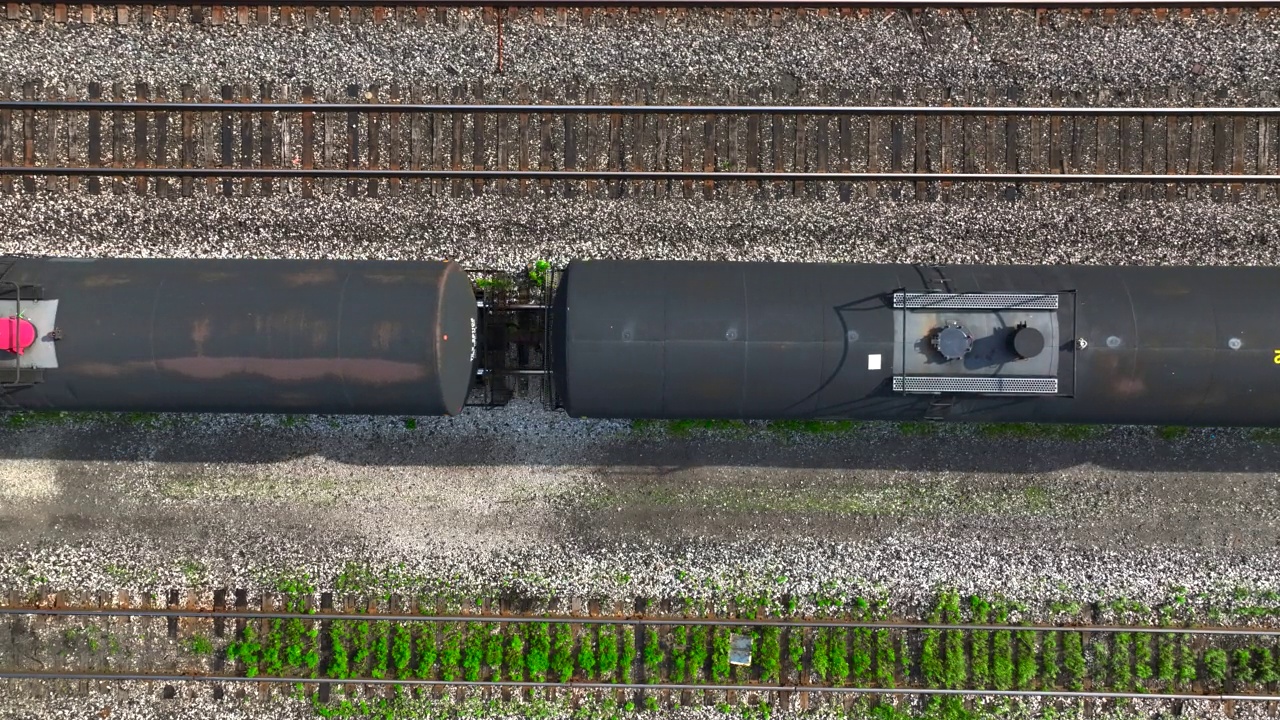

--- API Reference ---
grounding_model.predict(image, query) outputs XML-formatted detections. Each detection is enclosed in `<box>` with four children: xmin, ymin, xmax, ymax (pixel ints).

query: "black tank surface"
<box><xmin>1</xmin><ymin>256</ymin><xmax>477</xmax><ymax>415</ymax></box>
<box><xmin>553</xmin><ymin>260</ymin><xmax>1280</xmax><ymax>427</ymax></box>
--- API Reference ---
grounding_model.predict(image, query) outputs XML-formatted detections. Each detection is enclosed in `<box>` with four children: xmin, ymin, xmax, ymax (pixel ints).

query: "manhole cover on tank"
<box><xmin>932</xmin><ymin>322</ymin><xmax>973</xmax><ymax>361</ymax></box>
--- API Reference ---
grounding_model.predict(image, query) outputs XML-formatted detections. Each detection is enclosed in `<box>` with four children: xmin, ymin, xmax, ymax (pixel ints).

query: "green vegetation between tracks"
<box><xmin>220</xmin><ymin>589</ymin><xmax>1280</xmax><ymax>710</ymax></box>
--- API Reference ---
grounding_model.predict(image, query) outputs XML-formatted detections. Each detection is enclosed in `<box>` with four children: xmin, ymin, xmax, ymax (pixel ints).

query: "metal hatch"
<box><xmin>891</xmin><ymin>290</ymin><xmax>1073</xmax><ymax>396</ymax></box>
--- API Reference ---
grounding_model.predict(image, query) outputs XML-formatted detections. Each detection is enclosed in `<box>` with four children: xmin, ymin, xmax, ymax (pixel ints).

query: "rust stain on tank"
<box><xmin>1092</xmin><ymin>354</ymin><xmax>1147</xmax><ymax>397</ymax></box>
<box><xmin>1151</xmin><ymin>282</ymin><xmax>1192</xmax><ymax>296</ymax></box>
<box><xmin>81</xmin><ymin>274</ymin><xmax>135</xmax><ymax>288</ymax></box>
<box><xmin>71</xmin><ymin>362</ymin><xmax>130</xmax><ymax>377</ymax></box>
<box><xmin>191</xmin><ymin>318</ymin><xmax>212</xmax><ymax>355</ymax></box>
<box><xmin>72</xmin><ymin>358</ymin><xmax>428</xmax><ymax>384</ymax></box>
<box><xmin>237</xmin><ymin>311</ymin><xmax>332</xmax><ymax>349</ymax></box>
<box><xmin>364</xmin><ymin>273</ymin><xmax>409</xmax><ymax>284</ymax></box>
<box><xmin>311</xmin><ymin>322</ymin><xmax>330</xmax><ymax>349</ymax></box>
<box><xmin>156</xmin><ymin>357</ymin><xmax>428</xmax><ymax>383</ymax></box>
<box><xmin>282</xmin><ymin>268</ymin><xmax>339</xmax><ymax>287</ymax></box>
<box><xmin>371</xmin><ymin>320</ymin><xmax>401</xmax><ymax>350</ymax></box>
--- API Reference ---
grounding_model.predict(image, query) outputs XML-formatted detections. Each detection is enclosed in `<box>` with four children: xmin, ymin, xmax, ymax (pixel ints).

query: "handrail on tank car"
<box><xmin>0</xmin><ymin>276</ymin><xmax>24</xmax><ymax>394</ymax></box>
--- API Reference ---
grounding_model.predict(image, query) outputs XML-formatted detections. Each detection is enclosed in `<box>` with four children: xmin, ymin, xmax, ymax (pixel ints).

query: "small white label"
<box><xmin>868</xmin><ymin>354</ymin><xmax>882</xmax><ymax>370</ymax></box>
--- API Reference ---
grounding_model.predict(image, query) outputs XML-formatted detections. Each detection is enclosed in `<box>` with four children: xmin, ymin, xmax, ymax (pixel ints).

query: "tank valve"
<box><xmin>1009</xmin><ymin>324</ymin><xmax>1046</xmax><ymax>360</ymax></box>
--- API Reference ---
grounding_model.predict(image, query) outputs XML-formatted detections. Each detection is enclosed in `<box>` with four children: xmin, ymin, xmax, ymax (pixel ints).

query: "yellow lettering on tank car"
<box><xmin>1274</xmin><ymin>350</ymin><xmax>1280</xmax><ymax>365</ymax></box>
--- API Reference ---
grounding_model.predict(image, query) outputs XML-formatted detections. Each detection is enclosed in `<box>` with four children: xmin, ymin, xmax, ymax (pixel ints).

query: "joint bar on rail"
<box><xmin>0</xmin><ymin>168</ymin><xmax>1277</xmax><ymax>183</ymax></box>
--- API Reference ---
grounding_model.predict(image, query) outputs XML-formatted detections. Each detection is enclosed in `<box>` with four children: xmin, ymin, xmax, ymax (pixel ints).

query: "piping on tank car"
<box><xmin>0</xmin><ymin>257</ymin><xmax>478</xmax><ymax>416</ymax></box>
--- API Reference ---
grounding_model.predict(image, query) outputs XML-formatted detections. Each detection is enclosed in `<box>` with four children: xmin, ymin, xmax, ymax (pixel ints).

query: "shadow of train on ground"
<box><xmin>1</xmin><ymin>407</ymin><xmax>1279</xmax><ymax>474</ymax></box>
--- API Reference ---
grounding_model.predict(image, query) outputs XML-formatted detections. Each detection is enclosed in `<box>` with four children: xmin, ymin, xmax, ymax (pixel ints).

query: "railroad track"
<box><xmin>4</xmin><ymin>589</ymin><xmax>1280</xmax><ymax>710</ymax></box>
<box><xmin>2</xmin><ymin>89</ymin><xmax>1278</xmax><ymax>201</ymax></box>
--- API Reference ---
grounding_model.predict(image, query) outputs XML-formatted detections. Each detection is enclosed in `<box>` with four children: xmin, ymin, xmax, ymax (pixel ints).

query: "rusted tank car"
<box><xmin>0</xmin><ymin>257</ymin><xmax>477</xmax><ymax>415</ymax></box>
<box><xmin>552</xmin><ymin>260</ymin><xmax>1276</xmax><ymax>426</ymax></box>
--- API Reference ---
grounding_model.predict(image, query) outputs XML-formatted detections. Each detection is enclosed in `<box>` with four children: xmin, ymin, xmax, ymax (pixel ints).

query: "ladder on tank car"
<box><xmin>907</xmin><ymin>264</ymin><xmax>958</xmax><ymax>421</ymax></box>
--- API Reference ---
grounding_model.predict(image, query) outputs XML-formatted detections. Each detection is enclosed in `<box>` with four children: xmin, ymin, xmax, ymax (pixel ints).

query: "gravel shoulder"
<box><xmin>2</xmin><ymin>409</ymin><xmax>1279</xmax><ymax>613</ymax></box>
<box><xmin>2</xmin><ymin>195</ymin><xmax>1280</xmax><ymax>270</ymax></box>
<box><xmin>2</xmin><ymin>10</ymin><xmax>1278</xmax><ymax>93</ymax></box>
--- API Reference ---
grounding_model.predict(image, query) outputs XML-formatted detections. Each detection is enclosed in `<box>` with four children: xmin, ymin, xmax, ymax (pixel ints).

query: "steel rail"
<box><xmin>3</xmin><ymin>605</ymin><xmax>1278</xmax><ymax>637</ymax></box>
<box><xmin>0</xmin><ymin>670</ymin><xmax>1278</xmax><ymax>700</ymax></box>
<box><xmin>0</xmin><ymin>168</ymin><xmax>1275</xmax><ymax>182</ymax></box>
<box><xmin>34</xmin><ymin>1</ymin><xmax>1280</xmax><ymax>8</ymax></box>
<box><xmin>3</xmin><ymin>101</ymin><xmax>1279</xmax><ymax>116</ymax></box>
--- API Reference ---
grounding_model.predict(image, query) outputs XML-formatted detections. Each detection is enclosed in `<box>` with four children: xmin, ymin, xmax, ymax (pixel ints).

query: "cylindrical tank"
<box><xmin>2</xmin><ymin>256</ymin><xmax>477</xmax><ymax>415</ymax></box>
<box><xmin>552</xmin><ymin>260</ymin><xmax>1280</xmax><ymax>426</ymax></box>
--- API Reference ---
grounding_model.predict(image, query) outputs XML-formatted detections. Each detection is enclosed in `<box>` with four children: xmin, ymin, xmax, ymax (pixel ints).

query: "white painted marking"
<box><xmin>868</xmin><ymin>354</ymin><xmax>882</xmax><ymax>371</ymax></box>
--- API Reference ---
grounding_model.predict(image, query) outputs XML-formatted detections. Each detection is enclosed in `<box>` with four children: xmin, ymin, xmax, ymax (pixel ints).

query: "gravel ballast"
<box><xmin>2</xmin><ymin>10</ymin><xmax>1279</xmax><ymax>94</ymax></box>
<box><xmin>2</xmin><ymin>194</ymin><xmax>1280</xmax><ymax>269</ymax></box>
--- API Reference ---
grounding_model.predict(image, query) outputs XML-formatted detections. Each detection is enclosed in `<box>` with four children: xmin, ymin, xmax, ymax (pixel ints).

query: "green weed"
<box><xmin>597</xmin><ymin>626</ymin><xmax>617</xmax><ymax>682</ymax></box>
<box><xmin>970</xmin><ymin>598</ymin><xmax>991</xmax><ymax>689</ymax></box>
<box><xmin>1134</xmin><ymin>634</ymin><xmax>1153</xmax><ymax>684</ymax></box>
<box><xmin>261</xmin><ymin>620</ymin><xmax>284</xmax><ymax>677</ymax></box>
<box><xmin>787</xmin><ymin>629</ymin><xmax>805</xmax><ymax>681</ymax></box>
<box><xmin>528</xmin><ymin>260</ymin><xmax>551</xmax><ymax>287</ymax></box>
<box><xmin>284</xmin><ymin>619</ymin><xmax>306</xmax><ymax>671</ymax></box>
<box><xmin>757</xmin><ymin>626</ymin><xmax>781</xmax><ymax>683</ymax></box>
<box><xmin>505</xmin><ymin>630</ymin><xmax>525</xmax><ymax>682</ymax></box>
<box><xmin>992</xmin><ymin>627</ymin><xmax>1013</xmax><ymax>690</ymax></box>
<box><xmin>1256</xmin><ymin>647</ymin><xmax>1279</xmax><ymax>685</ymax></box>
<box><xmin>415</xmin><ymin>624</ymin><xmax>437</xmax><ymax>679</ymax></box>
<box><xmin>577</xmin><ymin>627</ymin><xmax>598</xmax><ymax>679</ymax></box>
<box><xmin>711</xmin><ymin>627</ymin><xmax>731</xmax><ymax>683</ymax></box>
<box><xmin>485</xmin><ymin>626</ymin><xmax>503</xmax><ymax>678</ymax></box>
<box><xmin>978</xmin><ymin>423</ymin><xmax>1097</xmax><ymax>441</ymax></box>
<box><xmin>1040</xmin><ymin>631</ymin><xmax>1059</xmax><ymax>688</ymax></box>
<box><xmin>618</xmin><ymin>625</ymin><xmax>635</xmax><ymax>683</ymax></box>
<box><xmin>1016</xmin><ymin>630</ymin><xmax>1038</xmax><ymax>689</ymax></box>
<box><xmin>391</xmin><ymin>626</ymin><xmax>412</xmax><ymax>680</ymax></box>
<box><xmin>228</xmin><ymin>624</ymin><xmax>262</xmax><ymax>678</ymax></box>
<box><xmin>941</xmin><ymin>598</ymin><xmax>966</xmax><ymax>690</ymax></box>
<box><xmin>813</xmin><ymin>627</ymin><xmax>832</xmax><ymax>681</ymax></box>
<box><xmin>1156</xmin><ymin>635</ymin><xmax>1176</xmax><ymax>686</ymax></box>
<box><xmin>1204</xmin><ymin>647</ymin><xmax>1229</xmax><ymax>684</ymax></box>
<box><xmin>526</xmin><ymin>623</ymin><xmax>551</xmax><ymax>682</ymax></box>
<box><xmin>186</xmin><ymin>634</ymin><xmax>214</xmax><ymax>655</ymax></box>
<box><xmin>475</xmin><ymin>276</ymin><xmax>517</xmax><ymax>293</ymax></box>
<box><xmin>643</xmin><ymin>627</ymin><xmax>665</xmax><ymax>683</ymax></box>
<box><xmin>688</xmin><ymin>624</ymin><xmax>709</xmax><ymax>681</ymax></box>
<box><xmin>767</xmin><ymin>419</ymin><xmax>859</xmax><ymax>436</ymax></box>
<box><xmin>1178</xmin><ymin>635</ymin><xmax>1197</xmax><ymax>687</ymax></box>
<box><xmin>874</xmin><ymin>629</ymin><xmax>896</xmax><ymax>688</ymax></box>
<box><xmin>898</xmin><ymin>422</ymin><xmax>937</xmax><ymax>436</ymax></box>
<box><xmin>828</xmin><ymin>629</ymin><xmax>850</xmax><ymax>686</ymax></box>
<box><xmin>552</xmin><ymin>624</ymin><xmax>575</xmax><ymax>683</ymax></box>
<box><xmin>1235</xmin><ymin>648</ymin><xmax>1256</xmax><ymax>685</ymax></box>
<box><xmin>462</xmin><ymin>623</ymin><xmax>484</xmax><ymax>682</ymax></box>
<box><xmin>440</xmin><ymin>624</ymin><xmax>462</xmax><ymax>681</ymax></box>
<box><xmin>327</xmin><ymin>622</ymin><xmax>350</xmax><ymax>679</ymax></box>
